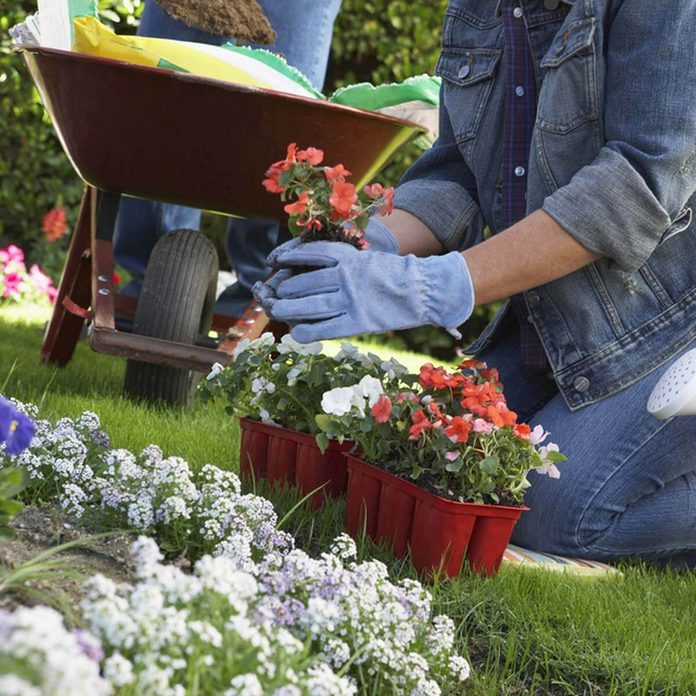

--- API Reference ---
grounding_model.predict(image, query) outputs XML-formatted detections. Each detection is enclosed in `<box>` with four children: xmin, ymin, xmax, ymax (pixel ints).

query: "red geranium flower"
<box><xmin>513</xmin><ymin>423</ymin><xmax>531</xmax><ymax>439</ymax></box>
<box><xmin>371</xmin><ymin>395</ymin><xmax>392</xmax><ymax>424</ymax></box>
<box><xmin>262</xmin><ymin>165</ymin><xmax>286</xmax><ymax>193</ymax></box>
<box><xmin>378</xmin><ymin>187</ymin><xmax>395</xmax><ymax>216</ymax></box>
<box><xmin>297</xmin><ymin>147</ymin><xmax>324</xmax><ymax>165</ymax></box>
<box><xmin>329</xmin><ymin>181</ymin><xmax>357</xmax><ymax>217</ymax></box>
<box><xmin>284</xmin><ymin>190</ymin><xmax>310</xmax><ymax>216</ymax></box>
<box><xmin>408</xmin><ymin>409</ymin><xmax>432</xmax><ymax>440</ymax></box>
<box><xmin>323</xmin><ymin>164</ymin><xmax>351</xmax><ymax>182</ymax></box>
<box><xmin>363</xmin><ymin>183</ymin><xmax>384</xmax><ymax>199</ymax></box>
<box><xmin>445</xmin><ymin>416</ymin><xmax>472</xmax><ymax>444</ymax></box>
<box><xmin>42</xmin><ymin>207</ymin><xmax>68</xmax><ymax>242</ymax></box>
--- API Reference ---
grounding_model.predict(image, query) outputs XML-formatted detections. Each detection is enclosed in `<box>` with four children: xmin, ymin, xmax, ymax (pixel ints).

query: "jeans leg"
<box><xmin>223</xmin><ymin>0</ymin><xmax>343</xmax><ymax>315</ymax></box>
<box><xmin>113</xmin><ymin>0</ymin><xmax>222</xmax><ymax>289</ymax></box>
<box><xmin>216</xmin><ymin>218</ymin><xmax>279</xmax><ymax>316</ymax></box>
<box><xmin>510</xmin><ymin>342</ymin><xmax>696</xmax><ymax>563</ymax></box>
<box><xmin>254</xmin><ymin>0</ymin><xmax>342</xmax><ymax>90</ymax></box>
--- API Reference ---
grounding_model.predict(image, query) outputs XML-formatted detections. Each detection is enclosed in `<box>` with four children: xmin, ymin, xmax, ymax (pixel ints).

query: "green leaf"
<box><xmin>445</xmin><ymin>458</ymin><xmax>464</xmax><ymax>473</ymax></box>
<box><xmin>479</xmin><ymin>456</ymin><xmax>500</xmax><ymax>474</ymax></box>
<box><xmin>315</xmin><ymin>414</ymin><xmax>332</xmax><ymax>431</ymax></box>
<box><xmin>315</xmin><ymin>432</ymin><xmax>330</xmax><ymax>454</ymax></box>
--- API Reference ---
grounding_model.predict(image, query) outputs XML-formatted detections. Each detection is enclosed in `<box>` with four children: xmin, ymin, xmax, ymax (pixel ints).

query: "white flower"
<box><xmin>358</xmin><ymin>375</ymin><xmax>383</xmax><ymax>407</ymax></box>
<box><xmin>103</xmin><ymin>652</ymin><xmax>134</xmax><ymax>686</ymax></box>
<box><xmin>207</xmin><ymin>362</ymin><xmax>225</xmax><ymax>380</ymax></box>
<box><xmin>252</xmin><ymin>377</ymin><xmax>269</xmax><ymax>394</ymax></box>
<box><xmin>225</xmin><ymin>674</ymin><xmax>264</xmax><ymax>696</ymax></box>
<box><xmin>232</xmin><ymin>338</ymin><xmax>251</xmax><ymax>360</ymax></box>
<box><xmin>0</xmin><ymin>675</ymin><xmax>42</xmax><ymax>696</ymax></box>
<box><xmin>380</xmin><ymin>358</ymin><xmax>408</xmax><ymax>380</ymax></box>
<box><xmin>335</xmin><ymin>342</ymin><xmax>360</xmax><ymax>361</ymax></box>
<box><xmin>277</xmin><ymin>334</ymin><xmax>322</xmax><ymax>356</ymax></box>
<box><xmin>536</xmin><ymin>443</ymin><xmax>562</xmax><ymax>479</ymax></box>
<box><xmin>529</xmin><ymin>424</ymin><xmax>549</xmax><ymax>446</ymax></box>
<box><xmin>321</xmin><ymin>387</ymin><xmax>359</xmax><ymax>417</ymax></box>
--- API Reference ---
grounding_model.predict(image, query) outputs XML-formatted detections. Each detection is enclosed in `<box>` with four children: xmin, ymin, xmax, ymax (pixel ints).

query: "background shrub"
<box><xmin>1</xmin><ymin>0</ymin><xmax>498</xmax><ymax>357</ymax></box>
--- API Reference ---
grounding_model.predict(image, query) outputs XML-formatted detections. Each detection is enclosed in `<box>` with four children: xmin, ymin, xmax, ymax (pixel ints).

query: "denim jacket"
<box><xmin>393</xmin><ymin>0</ymin><xmax>696</xmax><ymax>410</ymax></box>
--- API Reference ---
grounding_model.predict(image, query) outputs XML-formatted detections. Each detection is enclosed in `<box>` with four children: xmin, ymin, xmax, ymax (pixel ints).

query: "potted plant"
<box><xmin>316</xmin><ymin>360</ymin><xmax>566</xmax><ymax>575</ymax></box>
<box><xmin>201</xmin><ymin>335</ymin><xmax>409</xmax><ymax>508</ymax></box>
<box><xmin>263</xmin><ymin>143</ymin><xmax>395</xmax><ymax>250</ymax></box>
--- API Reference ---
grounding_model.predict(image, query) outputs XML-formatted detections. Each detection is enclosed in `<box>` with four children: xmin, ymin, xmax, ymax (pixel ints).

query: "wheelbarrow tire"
<box><xmin>124</xmin><ymin>229</ymin><xmax>219</xmax><ymax>408</ymax></box>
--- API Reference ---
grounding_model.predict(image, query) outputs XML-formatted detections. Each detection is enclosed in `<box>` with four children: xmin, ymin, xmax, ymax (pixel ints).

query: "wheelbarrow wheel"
<box><xmin>124</xmin><ymin>229</ymin><xmax>218</xmax><ymax>408</ymax></box>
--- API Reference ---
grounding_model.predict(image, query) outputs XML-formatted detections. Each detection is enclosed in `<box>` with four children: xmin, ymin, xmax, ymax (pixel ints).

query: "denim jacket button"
<box><xmin>458</xmin><ymin>65</ymin><xmax>471</xmax><ymax>79</ymax></box>
<box><xmin>573</xmin><ymin>376</ymin><xmax>590</xmax><ymax>392</ymax></box>
<box><xmin>527</xmin><ymin>292</ymin><xmax>540</xmax><ymax>307</ymax></box>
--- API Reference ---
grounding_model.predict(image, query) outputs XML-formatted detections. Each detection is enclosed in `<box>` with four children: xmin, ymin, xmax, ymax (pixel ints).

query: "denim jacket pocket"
<box><xmin>436</xmin><ymin>47</ymin><xmax>502</xmax><ymax>142</ymax></box>
<box><xmin>537</xmin><ymin>17</ymin><xmax>599</xmax><ymax>134</ymax></box>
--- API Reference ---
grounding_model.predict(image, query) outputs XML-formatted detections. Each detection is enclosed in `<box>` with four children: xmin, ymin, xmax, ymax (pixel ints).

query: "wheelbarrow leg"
<box><xmin>40</xmin><ymin>186</ymin><xmax>95</xmax><ymax>366</ymax></box>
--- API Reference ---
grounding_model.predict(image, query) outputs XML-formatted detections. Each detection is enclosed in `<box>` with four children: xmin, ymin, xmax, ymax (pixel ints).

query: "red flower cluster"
<box><xmin>262</xmin><ymin>144</ymin><xmax>395</xmax><ymax>245</ymax></box>
<box><xmin>42</xmin><ymin>207</ymin><xmax>68</xmax><ymax>242</ymax></box>
<box><xmin>407</xmin><ymin>361</ymin><xmax>522</xmax><ymax>443</ymax></box>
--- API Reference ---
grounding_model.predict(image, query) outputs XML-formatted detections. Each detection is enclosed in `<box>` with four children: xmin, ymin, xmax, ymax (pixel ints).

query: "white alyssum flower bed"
<box><xmin>0</xmin><ymin>401</ymin><xmax>470</xmax><ymax>695</ymax></box>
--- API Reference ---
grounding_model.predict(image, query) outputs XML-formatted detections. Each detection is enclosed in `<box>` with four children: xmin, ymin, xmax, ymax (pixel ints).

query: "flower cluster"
<box><xmin>0</xmin><ymin>400</ymin><xmax>471</xmax><ymax>694</ymax></box>
<box><xmin>0</xmin><ymin>606</ymin><xmax>110</xmax><ymax>696</ymax></box>
<box><xmin>262</xmin><ymin>143</ymin><xmax>394</xmax><ymax>247</ymax></box>
<box><xmin>201</xmin><ymin>335</ymin><xmax>410</xmax><ymax>448</ymax></box>
<box><xmin>81</xmin><ymin>534</ymin><xmax>469</xmax><ymax>695</ymax></box>
<box><xmin>254</xmin><ymin>535</ymin><xmax>470</xmax><ymax>694</ymax></box>
<box><xmin>42</xmin><ymin>207</ymin><xmax>68</xmax><ymax>242</ymax></box>
<box><xmin>83</xmin><ymin>536</ymin><xmax>356</xmax><ymax>695</ymax></box>
<box><xmin>0</xmin><ymin>245</ymin><xmax>57</xmax><ymax>305</ymax></box>
<box><xmin>2</xmin><ymin>402</ymin><xmax>292</xmax><ymax>561</ymax></box>
<box><xmin>317</xmin><ymin>359</ymin><xmax>566</xmax><ymax>505</ymax></box>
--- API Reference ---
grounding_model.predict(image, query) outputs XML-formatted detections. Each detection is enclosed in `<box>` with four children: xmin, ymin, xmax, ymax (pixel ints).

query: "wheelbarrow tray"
<box><xmin>19</xmin><ymin>46</ymin><xmax>424</xmax><ymax>219</ymax></box>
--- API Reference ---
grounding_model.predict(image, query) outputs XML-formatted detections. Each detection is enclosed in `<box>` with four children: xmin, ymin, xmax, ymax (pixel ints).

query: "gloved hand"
<box><xmin>265</xmin><ymin>216</ymin><xmax>399</xmax><ymax>268</ymax></box>
<box><xmin>253</xmin><ymin>241</ymin><xmax>475</xmax><ymax>342</ymax></box>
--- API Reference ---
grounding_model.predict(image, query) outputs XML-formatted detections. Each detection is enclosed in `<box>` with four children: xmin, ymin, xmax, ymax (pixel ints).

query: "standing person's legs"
<box><xmin>219</xmin><ymin>0</ymin><xmax>343</xmax><ymax>317</ymax></box>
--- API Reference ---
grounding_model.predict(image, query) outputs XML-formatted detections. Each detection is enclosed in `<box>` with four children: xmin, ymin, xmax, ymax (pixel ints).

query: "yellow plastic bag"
<box><xmin>72</xmin><ymin>17</ymin><xmax>320</xmax><ymax>98</ymax></box>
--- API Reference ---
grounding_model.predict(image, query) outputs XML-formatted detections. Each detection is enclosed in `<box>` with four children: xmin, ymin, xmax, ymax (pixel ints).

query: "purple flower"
<box><xmin>74</xmin><ymin>629</ymin><xmax>104</xmax><ymax>663</ymax></box>
<box><xmin>0</xmin><ymin>396</ymin><xmax>36</xmax><ymax>455</ymax></box>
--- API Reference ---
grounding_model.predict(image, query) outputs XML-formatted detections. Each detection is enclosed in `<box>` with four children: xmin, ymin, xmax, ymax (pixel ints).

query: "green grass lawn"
<box><xmin>1</xmin><ymin>306</ymin><xmax>695</xmax><ymax>695</ymax></box>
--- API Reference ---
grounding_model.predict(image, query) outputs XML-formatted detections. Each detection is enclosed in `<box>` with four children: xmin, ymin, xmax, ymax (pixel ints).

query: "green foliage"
<box><xmin>0</xmin><ymin>1</ymin><xmax>141</xmax><ymax>258</ymax></box>
<box><xmin>0</xmin><ymin>466</ymin><xmax>27</xmax><ymax>539</ymax></box>
<box><xmin>200</xmin><ymin>334</ymin><xmax>409</xmax><ymax>438</ymax></box>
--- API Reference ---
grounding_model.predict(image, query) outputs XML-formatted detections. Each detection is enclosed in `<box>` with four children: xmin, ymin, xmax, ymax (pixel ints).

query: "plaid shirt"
<box><xmin>501</xmin><ymin>0</ymin><xmax>549</xmax><ymax>372</ymax></box>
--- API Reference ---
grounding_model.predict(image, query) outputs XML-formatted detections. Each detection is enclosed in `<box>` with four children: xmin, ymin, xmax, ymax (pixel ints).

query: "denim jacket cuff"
<box><xmin>394</xmin><ymin>180</ymin><xmax>481</xmax><ymax>252</ymax></box>
<box><xmin>542</xmin><ymin>147</ymin><xmax>671</xmax><ymax>273</ymax></box>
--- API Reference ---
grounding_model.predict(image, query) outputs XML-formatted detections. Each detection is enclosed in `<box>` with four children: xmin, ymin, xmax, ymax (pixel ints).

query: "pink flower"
<box><xmin>472</xmin><ymin>418</ymin><xmax>494</xmax><ymax>434</ymax></box>
<box><xmin>0</xmin><ymin>245</ymin><xmax>24</xmax><ymax>266</ymax></box>
<box><xmin>2</xmin><ymin>272</ymin><xmax>22</xmax><ymax>298</ymax></box>
<box><xmin>444</xmin><ymin>451</ymin><xmax>459</xmax><ymax>462</ymax></box>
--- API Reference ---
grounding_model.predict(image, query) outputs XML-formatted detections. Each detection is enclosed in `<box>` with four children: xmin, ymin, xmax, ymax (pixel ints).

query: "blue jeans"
<box><xmin>113</xmin><ymin>0</ymin><xmax>342</xmax><ymax>316</ymax></box>
<box><xmin>479</xmin><ymin>329</ymin><xmax>696</xmax><ymax>566</ymax></box>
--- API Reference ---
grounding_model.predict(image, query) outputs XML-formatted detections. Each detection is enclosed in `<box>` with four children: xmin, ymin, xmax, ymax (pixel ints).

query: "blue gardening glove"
<box><xmin>266</xmin><ymin>216</ymin><xmax>399</xmax><ymax>267</ymax></box>
<box><xmin>253</xmin><ymin>241</ymin><xmax>474</xmax><ymax>342</ymax></box>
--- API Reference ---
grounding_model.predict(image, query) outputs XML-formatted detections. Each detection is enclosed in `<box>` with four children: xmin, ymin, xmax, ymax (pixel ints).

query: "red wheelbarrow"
<box><xmin>18</xmin><ymin>45</ymin><xmax>424</xmax><ymax>406</ymax></box>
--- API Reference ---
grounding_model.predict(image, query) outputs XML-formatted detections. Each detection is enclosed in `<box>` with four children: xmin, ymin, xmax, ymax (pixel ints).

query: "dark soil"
<box><xmin>0</xmin><ymin>507</ymin><xmax>135</xmax><ymax>613</ymax></box>
<box><xmin>159</xmin><ymin>0</ymin><xmax>276</xmax><ymax>44</ymax></box>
